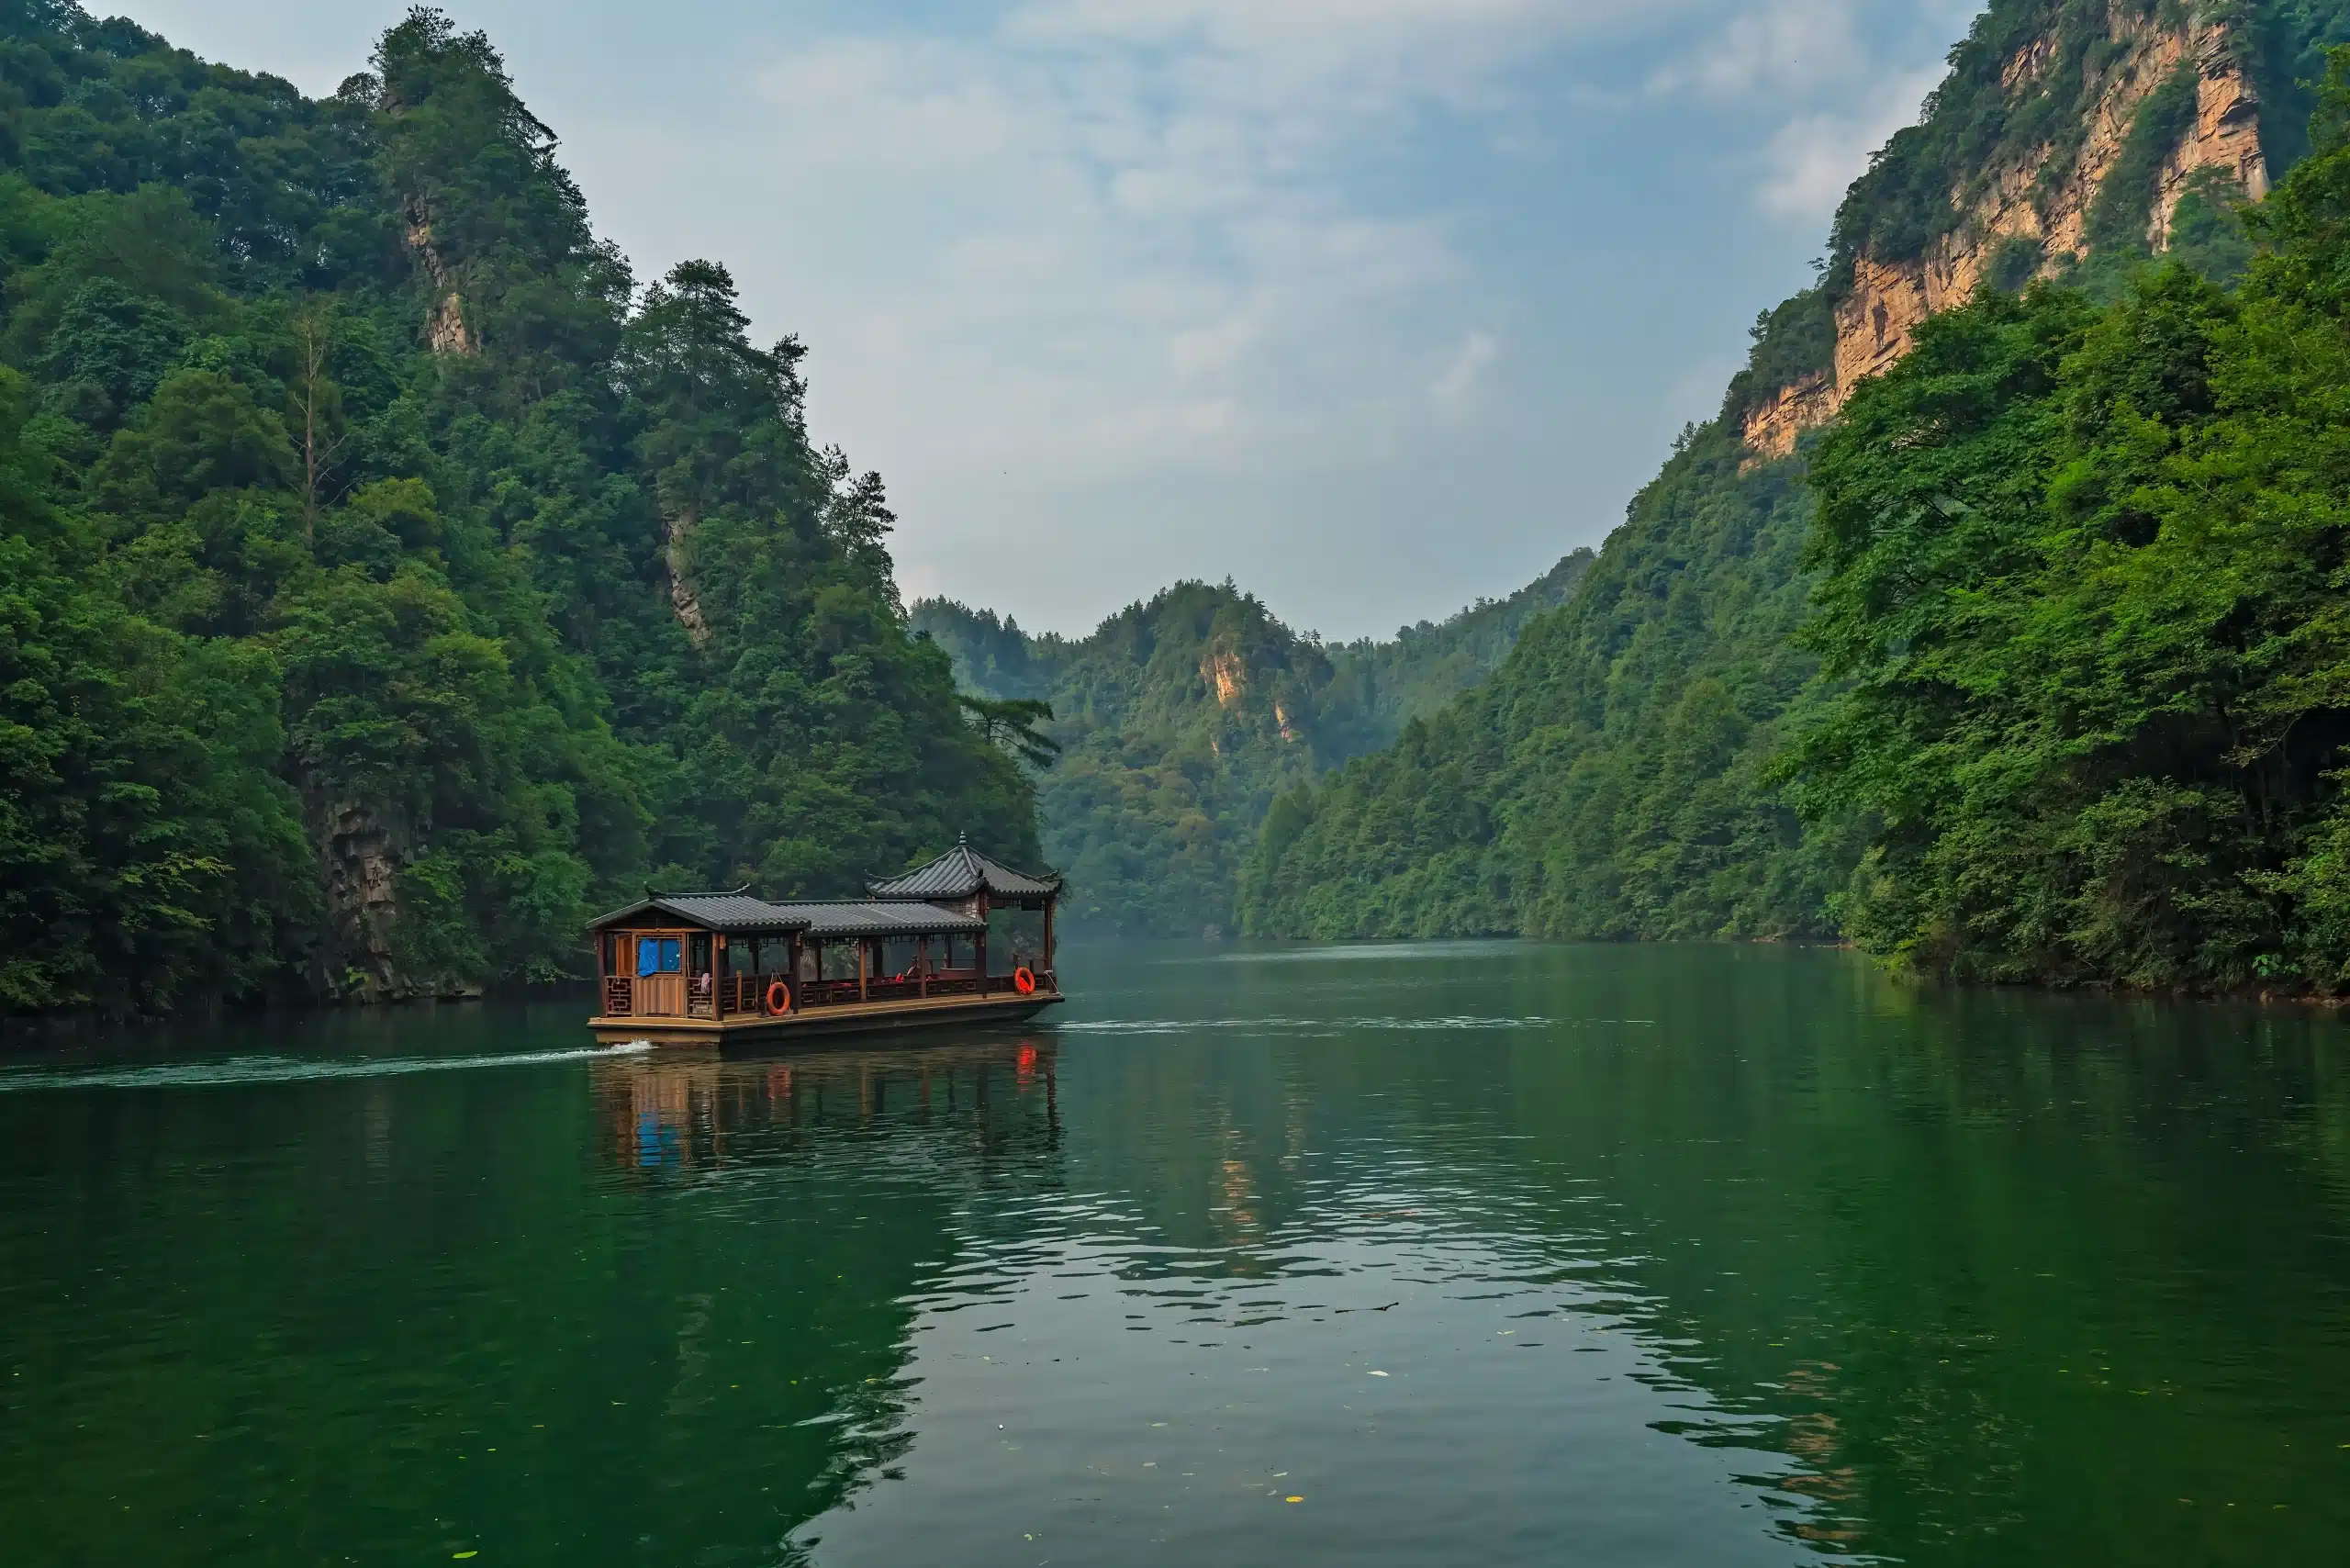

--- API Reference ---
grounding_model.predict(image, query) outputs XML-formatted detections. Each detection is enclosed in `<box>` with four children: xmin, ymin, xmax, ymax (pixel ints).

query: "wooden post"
<box><xmin>977</xmin><ymin>891</ymin><xmax>990</xmax><ymax>991</ymax></box>
<box><xmin>1042</xmin><ymin>898</ymin><xmax>1055</xmax><ymax>983</ymax></box>
<box><xmin>918</xmin><ymin>935</ymin><xmax>930</xmax><ymax>998</ymax></box>
<box><xmin>857</xmin><ymin>939</ymin><xmax>867</xmax><ymax>1002</ymax></box>
<box><xmin>715</xmin><ymin>934</ymin><xmax>727</xmax><ymax>1018</ymax></box>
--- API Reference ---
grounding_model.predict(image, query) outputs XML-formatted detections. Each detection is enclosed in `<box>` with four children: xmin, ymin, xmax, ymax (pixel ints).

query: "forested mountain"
<box><xmin>1243</xmin><ymin>0</ymin><xmax>2350</xmax><ymax>994</ymax></box>
<box><xmin>0</xmin><ymin>3</ymin><xmax>1035</xmax><ymax>1015</ymax></box>
<box><xmin>912</xmin><ymin>552</ymin><xmax>1592</xmax><ymax>935</ymax></box>
<box><xmin>1237</xmin><ymin>426</ymin><xmax>1859</xmax><ymax>941</ymax></box>
<box><xmin>1790</xmin><ymin>140</ymin><xmax>2350</xmax><ymax>991</ymax></box>
<box><xmin>1324</xmin><ymin>550</ymin><xmax>1597</xmax><ymax>735</ymax></box>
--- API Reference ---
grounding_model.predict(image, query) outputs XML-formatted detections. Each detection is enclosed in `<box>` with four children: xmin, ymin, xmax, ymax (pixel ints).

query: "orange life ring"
<box><xmin>765</xmin><ymin>980</ymin><xmax>791</xmax><ymax>1016</ymax></box>
<box><xmin>1013</xmin><ymin>967</ymin><xmax>1036</xmax><ymax>995</ymax></box>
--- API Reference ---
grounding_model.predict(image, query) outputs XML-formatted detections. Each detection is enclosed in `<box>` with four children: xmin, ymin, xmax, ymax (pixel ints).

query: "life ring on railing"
<box><xmin>765</xmin><ymin>980</ymin><xmax>791</xmax><ymax>1016</ymax></box>
<box><xmin>1013</xmin><ymin>967</ymin><xmax>1036</xmax><ymax>995</ymax></box>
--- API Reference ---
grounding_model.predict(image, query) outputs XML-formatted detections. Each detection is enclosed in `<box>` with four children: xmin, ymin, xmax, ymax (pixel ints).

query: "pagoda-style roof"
<box><xmin>588</xmin><ymin>890</ymin><xmax>982</xmax><ymax>937</ymax></box>
<box><xmin>866</xmin><ymin>835</ymin><xmax>1062</xmax><ymax>902</ymax></box>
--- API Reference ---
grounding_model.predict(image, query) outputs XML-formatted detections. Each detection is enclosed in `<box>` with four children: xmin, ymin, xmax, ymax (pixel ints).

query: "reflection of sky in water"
<box><xmin>804</xmin><ymin>1182</ymin><xmax>1810</xmax><ymax>1567</ymax></box>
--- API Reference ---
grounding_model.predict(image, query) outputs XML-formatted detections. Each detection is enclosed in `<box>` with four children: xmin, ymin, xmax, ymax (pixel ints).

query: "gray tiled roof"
<box><xmin>867</xmin><ymin>837</ymin><xmax>1062</xmax><ymax>901</ymax></box>
<box><xmin>588</xmin><ymin>891</ymin><xmax>810</xmax><ymax>932</ymax></box>
<box><xmin>588</xmin><ymin>891</ymin><xmax>984</xmax><ymax>937</ymax></box>
<box><xmin>762</xmin><ymin>902</ymin><xmax>986</xmax><ymax>937</ymax></box>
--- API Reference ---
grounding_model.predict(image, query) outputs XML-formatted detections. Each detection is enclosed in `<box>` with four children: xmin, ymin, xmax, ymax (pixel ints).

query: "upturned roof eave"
<box><xmin>863</xmin><ymin>840</ymin><xmax>1063</xmax><ymax>901</ymax></box>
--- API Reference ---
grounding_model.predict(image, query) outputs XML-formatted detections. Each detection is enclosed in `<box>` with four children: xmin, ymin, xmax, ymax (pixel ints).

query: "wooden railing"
<box><xmin>727</xmin><ymin>974</ymin><xmax>772</xmax><ymax>1015</ymax></box>
<box><xmin>606</xmin><ymin>967</ymin><xmax>1058</xmax><ymax>1020</ymax></box>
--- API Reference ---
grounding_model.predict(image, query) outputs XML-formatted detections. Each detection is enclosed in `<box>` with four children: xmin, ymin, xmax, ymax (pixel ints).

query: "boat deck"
<box><xmin>590</xmin><ymin>989</ymin><xmax>1064</xmax><ymax>1046</ymax></box>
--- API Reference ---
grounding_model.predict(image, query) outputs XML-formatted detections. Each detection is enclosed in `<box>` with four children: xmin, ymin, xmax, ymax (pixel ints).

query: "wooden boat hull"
<box><xmin>590</xmin><ymin>990</ymin><xmax>1065</xmax><ymax>1047</ymax></box>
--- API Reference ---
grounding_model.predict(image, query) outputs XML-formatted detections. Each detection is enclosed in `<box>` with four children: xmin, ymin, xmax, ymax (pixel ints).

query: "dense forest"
<box><xmin>1790</xmin><ymin>93</ymin><xmax>2350</xmax><ymax>991</ymax></box>
<box><xmin>1244</xmin><ymin>0</ymin><xmax>2350</xmax><ymax>996</ymax></box>
<box><xmin>1235</xmin><ymin>423</ymin><xmax>1859</xmax><ymax>942</ymax></box>
<box><xmin>912</xmin><ymin>551</ymin><xmax>1592</xmax><ymax>935</ymax></box>
<box><xmin>27</xmin><ymin>0</ymin><xmax>2350</xmax><ymax>1012</ymax></box>
<box><xmin>0</xmin><ymin>3</ymin><xmax>1036</xmax><ymax>1016</ymax></box>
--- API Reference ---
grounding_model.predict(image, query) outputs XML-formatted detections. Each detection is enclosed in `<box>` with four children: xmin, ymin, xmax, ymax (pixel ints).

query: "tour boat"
<box><xmin>587</xmin><ymin>837</ymin><xmax>1064</xmax><ymax>1044</ymax></box>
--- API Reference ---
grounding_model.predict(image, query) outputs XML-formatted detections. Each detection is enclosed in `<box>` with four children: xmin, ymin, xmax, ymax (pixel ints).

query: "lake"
<box><xmin>3</xmin><ymin>941</ymin><xmax>2347</xmax><ymax>1565</ymax></box>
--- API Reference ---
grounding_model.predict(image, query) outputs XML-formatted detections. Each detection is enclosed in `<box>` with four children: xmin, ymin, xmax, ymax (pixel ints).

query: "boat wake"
<box><xmin>0</xmin><ymin>1040</ymin><xmax>655</xmax><ymax>1092</ymax></box>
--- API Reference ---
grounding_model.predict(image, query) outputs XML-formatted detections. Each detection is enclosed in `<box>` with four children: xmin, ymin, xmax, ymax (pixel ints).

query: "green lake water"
<box><xmin>4</xmin><ymin>941</ymin><xmax>2348</xmax><ymax>1565</ymax></box>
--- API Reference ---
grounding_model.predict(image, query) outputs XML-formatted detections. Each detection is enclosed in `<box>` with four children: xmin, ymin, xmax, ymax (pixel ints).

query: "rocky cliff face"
<box><xmin>316</xmin><ymin>800</ymin><xmax>407</xmax><ymax>1001</ymax></box>
<box><xmin>1744</xmin><ymin>5</ymin><xmax>2269</xmax><ymax>458</ymax></box>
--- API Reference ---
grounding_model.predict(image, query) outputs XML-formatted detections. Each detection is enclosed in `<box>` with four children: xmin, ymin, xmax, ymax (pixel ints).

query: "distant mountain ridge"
<box><xmin>912</xmin><ymin>551</ymin><xmax>1593</xmax><ymax>935</ymax></box>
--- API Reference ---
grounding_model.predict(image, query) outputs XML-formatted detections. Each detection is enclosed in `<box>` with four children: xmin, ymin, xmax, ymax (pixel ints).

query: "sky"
<box><xmin>113</xmin><ymin>0</ymin><xmax>1984</xmax><ymax>640</ymax></box>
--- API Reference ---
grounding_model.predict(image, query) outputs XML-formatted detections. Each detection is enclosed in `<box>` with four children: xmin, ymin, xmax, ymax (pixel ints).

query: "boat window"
<box><xmin>637</xmin><ymin>937</ymin><xmax>682</xmax><ymax>976</ymax></box>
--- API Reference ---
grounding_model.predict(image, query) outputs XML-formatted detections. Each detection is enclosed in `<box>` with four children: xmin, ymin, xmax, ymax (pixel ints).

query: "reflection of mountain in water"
<box><xmin>582</xmin><ymin>1038</ymin><xmax>1066</xmax><ymax>1556</ymax></box>
<box><xmin>1022</xmin><ymin>946</ymin><xmax>2350</xmax><ymax>1564</ymax></box>
<box><xmin>7</xmin><ymin>953</ymin><xmax>2348</xmax><ymax>1566</ymax></box>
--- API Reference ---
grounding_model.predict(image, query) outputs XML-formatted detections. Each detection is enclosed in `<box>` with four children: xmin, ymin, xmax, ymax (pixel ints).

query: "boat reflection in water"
<box><xmin>591</xmin><ymin>1035</ymin><xmax>1061</xmax><ymax>1175</ymax></box>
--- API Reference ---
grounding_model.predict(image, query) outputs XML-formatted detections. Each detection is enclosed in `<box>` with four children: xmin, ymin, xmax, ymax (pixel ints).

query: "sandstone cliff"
<box><xmin>1743</xmin><ymin>3</ymin><xmax>2271</xmax><ymax>459</ymax></box>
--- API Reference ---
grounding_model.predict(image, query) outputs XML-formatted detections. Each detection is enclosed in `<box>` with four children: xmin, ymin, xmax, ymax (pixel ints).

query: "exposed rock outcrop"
<box><xmin>319</xmin><ymin>801</ymin><xmax>405</xmax><ymax>1001</ymax></box>
<box><xmin>1203</xmin><ymin>650</ymin><xmax>1245</xmax><ymax>707</ymax></box>
<box><xmin>1742</xmin><ymin>372</ymin><xmax>1841</xmax><ymax>464</ymax></box>
<box><xmin>1741</xmin><ymin>6</ymin><xmax>2269</xmax><ymax>457</ymax></box>
<box><xmin>664</xmin><ymin>509</ymin><xmax>711</xmax><ymax>646</ymax></box>
<box><xmin>2150</xmin><ymin>28</ymin><xmax>2268</xmax><ymax>242</ymax></box>
<box><xmin>403</xmin><ymin>197</ymin><xmax>476</xmax><ymax>356</ymax></box>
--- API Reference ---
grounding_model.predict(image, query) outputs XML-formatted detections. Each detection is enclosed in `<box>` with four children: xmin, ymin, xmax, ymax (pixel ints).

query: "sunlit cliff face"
<box><xmin>1743</xmin><ymin>7</ymin><xmax>2270</xmax><ymax>461</ymax></box>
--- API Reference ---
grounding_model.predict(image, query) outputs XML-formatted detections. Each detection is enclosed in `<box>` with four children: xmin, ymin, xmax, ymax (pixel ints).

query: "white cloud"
<box><xmin>1432</xmin><ymin>331</ymin><xmax>1498</xmax><ymax>420</ymax></box>
<box><xmin>565</xmin><ymin>0</ymin><xmax>1977</xmax><ymax>629</ymax></box>
<box><xmin>732</xmin><ymin>5</ymin><xmax>1599</xmax><ymax>496</ymax></box>
<box><xmin>95</xmin><ymin>0</ymin><xmax>1993</xmax><ymax>637</ymax></box>
<box><xmin>1648</xmin><ymin>0</ymin><xmax>1871</xmax><ymax>100</ymax></box>
<box><xmin>1756</xmin><ymin>64</ymin><xmax>1944</xmax><ymax>222</ymax></box>
<box><xmin>1649</xmin><ymin>3</ymin><xmax>1975</xmax><ymax>227</ymax></box>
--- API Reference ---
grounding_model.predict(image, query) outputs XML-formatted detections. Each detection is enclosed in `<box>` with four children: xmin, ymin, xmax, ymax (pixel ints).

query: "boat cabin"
<box><xmin>588</xmin><ymin>837</ymin><xmax>1064</xmax><ymax>1043</ymax></box>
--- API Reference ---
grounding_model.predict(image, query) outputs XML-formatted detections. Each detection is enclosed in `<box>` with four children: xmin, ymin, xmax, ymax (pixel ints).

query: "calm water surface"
<box><xmin>4</xmin><ymin>942</ymin><xmax>2348</xmax><ymax>1565</ymax></box>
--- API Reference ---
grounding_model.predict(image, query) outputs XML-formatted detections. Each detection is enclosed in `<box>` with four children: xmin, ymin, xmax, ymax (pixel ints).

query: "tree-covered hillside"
<box><xmin>1324</xmin><ymin>550</ymin><xmax>1596</xmax><ymax>737</ymax></box>
<box><xmin>1789</xmin><ymin>66</ymin><xmax>2350</xmax><ymax>991</ymax></box>
<box><xmin>913</xmin><ymin>553</ymin><xmax>1591</xmax><ymax>935</ymax></box>
<box><xmin>0</xmin><ymin>4</ymin><xmax>1035</xmax><ymax>1015</ymax></box>
<box><xmin>1243</xmin><ymin>0</ymin><xmax>2350</xmax><ymax>983</ymax></box>
<box><xmin>1236</xmin><ymin>430</ymin><xmax>1860</xmax><ymax>941</ymax></box>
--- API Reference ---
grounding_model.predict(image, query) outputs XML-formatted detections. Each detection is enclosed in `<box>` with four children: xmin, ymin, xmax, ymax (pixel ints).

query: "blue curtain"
<box><xmin>634</xmin><ymin>938</ymin><xmax>683</xmax><ymax>976</ymax></box>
